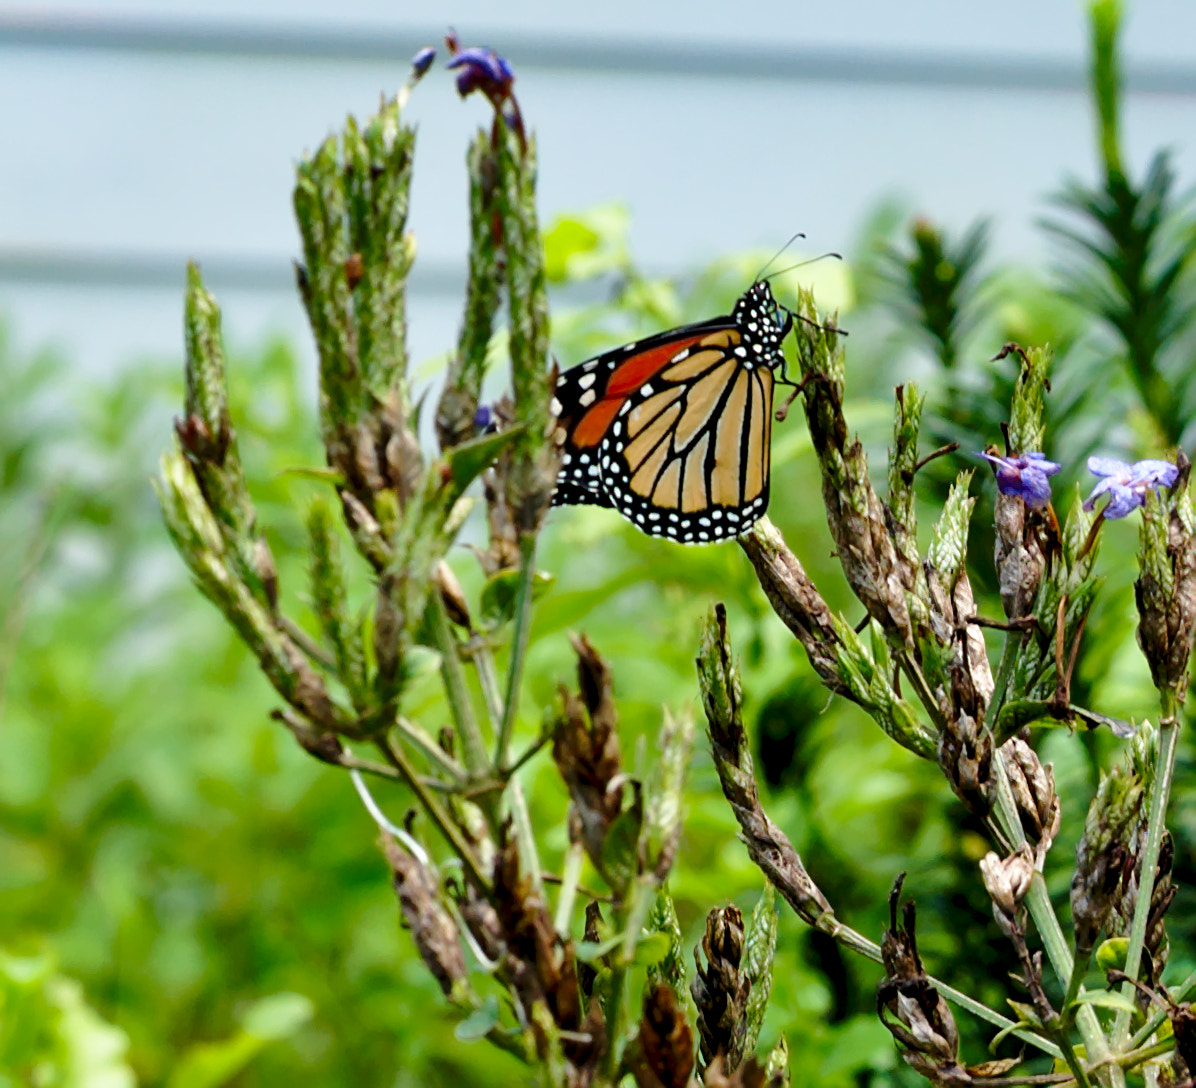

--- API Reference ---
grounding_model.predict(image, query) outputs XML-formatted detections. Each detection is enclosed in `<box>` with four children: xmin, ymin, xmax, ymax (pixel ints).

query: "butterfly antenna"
<box><xmin>764</xmin><ymin>251</ymin><xmax>843</xmax><ymax>282</ymax></box>
<box><xmin>753</xmin><ymin>232</ymin><xmax>806</xmax><ymax>283</ymax></box>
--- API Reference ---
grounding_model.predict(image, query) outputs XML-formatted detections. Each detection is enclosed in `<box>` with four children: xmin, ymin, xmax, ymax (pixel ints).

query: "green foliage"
<box><xmin>7</xmin><ymin>5</ymin><xmax>1196</xmax><ymax>1085</ymax></box>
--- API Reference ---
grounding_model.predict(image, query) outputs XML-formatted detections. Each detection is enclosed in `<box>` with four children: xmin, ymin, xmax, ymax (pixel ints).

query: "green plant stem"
<box><xmin>495</xmin><ymin>532</ymin><xmax>538</xmax><ymax>771</ymax></box>
<box><xmin>991</xmin><ymin>753</ymin><xmax>1117</xmax><ymax>1083</ymax></box>
<box><xmin>814</xmin><ymin>911</ymin><xmax>1062</xmax><ymax>1059</ymax></box>
<box><xmin>1113</xmin><ymin>707</ymin><xmax>1180</xmax><ymax>1046</ymax></box>
<box><xmin>471</xmin><ymin>638</ymin><xmax>506</xmax><ymax>728</ymax></box>
<box><xmin>376</xmin><ymin>735</ymin><xmax>493</xmax><ymax>901</ymax></box>
<box><xmin>553</xmin><ymin>842</ymin><xmax>584</xmax><ymax>937</ymax></box>
<box><xmin>394</xmin><ymin>715</ymin><xmax>467</xmax><ymax>784</ymax></box>
<box><xmin>1063</xmin><ymin>946</ymin><xmax>1095</xmax><ymax>1027</ymax></box>
<box><xmin>1129</xmin><ymin>968</ymin><xmax>1196</xmax><ymax>1050</ymax></box>
<box><xmin>988</xmin><ymin>628</ymin><xmax>1024</xmax><ymax>723</ymax></box>
<box><xmin>427</xmin><ymin>593</ymin><xmax>500</xmax><ymax>829</ymax></box>
<box><xmin>896</xmin><ymin>649</ymin><xmax>947</xmax><ymax>732</ymax></box>
<box><xmin>506</xmin><ymin>776</ymin><xmax>544</xmax><ymax>900</ymax></box>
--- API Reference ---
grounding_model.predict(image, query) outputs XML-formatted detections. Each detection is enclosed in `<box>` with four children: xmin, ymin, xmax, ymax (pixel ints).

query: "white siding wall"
<box><xmin>2</xmin><ymin>1</ymin><xmax>1196</xmax><ymax>376</ymax></box>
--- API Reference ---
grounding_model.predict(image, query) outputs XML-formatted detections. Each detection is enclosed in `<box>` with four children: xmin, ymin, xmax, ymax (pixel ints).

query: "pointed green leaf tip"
<box><xmin>928</xmin><ymin>471</ymin><xmax>975</xmax><ymax>586</ymax></box>
<box><xmin>446</xmin><ymin>422</ymin><xmax>527</xmax><ymax>495</ymax></box>
<box><xmin>643</xmin><ymin>707</ymin><xmax>695</xmax><ymax>881</ymax></box>
<box><xmin>646</xmin><ymin>887</ymin><xmax>689</xmax><ymax>997</ymax></box>
<box><xmin>743</xmin><ymin>883</ymin><xmax>778</xmax><ymax>1056</ymax></box>
<box><xmin>1006</xmin><ymin>345</ymin><xmax>1052</xmax><ymax>454</ymax></box>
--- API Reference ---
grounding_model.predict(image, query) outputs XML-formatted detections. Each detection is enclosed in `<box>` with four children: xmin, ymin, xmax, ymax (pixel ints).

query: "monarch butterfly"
<box><xmin>549</xmin><ymin>281</ymin><xmax>794</xmax><ymax>544</ymax></box>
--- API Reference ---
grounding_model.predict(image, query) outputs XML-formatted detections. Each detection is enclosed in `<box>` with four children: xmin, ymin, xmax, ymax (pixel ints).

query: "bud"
<box><xmin>1072</xmin><ymin>754</ymin><xmax>1144</xmax><ymax>956</ymax></box>
<box><xmin>383</xmin><ymin>836</ymin><xmax>467</xmax><ymax>998</ymax></box>
<box><xmin>980</xmin><ymin>845</ymin><xmax>1034</xmax><ymax>921</ymax></box>
<box><xmin>1004</xmin><ymin>738</ymin><xmax>1060</xmax><ymax>866</ymax></box>
<box><xmin>938</xmin><ymin>710</ymin><xmax>992</xmax><ymax>815</ymax></box>
<box><xmin>1134</xmin><ymin>456</ymin><xmax>1196</xmax><ymax>700</ymax></box>
<box><xmin>433</xmin><ymin>560</ymin><xmax>473</xmax><ymax>630</ymax></box>
<box><xmin>692</xmin><ymin>905</ymin><xmax>750</xmax><ymax>1073</ymax></box>
<box><xmin>878</xmin><ymin>878</ymin><xmax>963</xmax><ymax>1082</ymax></box>
<box><xmin>638</xmin><ymin>984</ymin><xmax>695</xmax><ymax>1088</ymax></box>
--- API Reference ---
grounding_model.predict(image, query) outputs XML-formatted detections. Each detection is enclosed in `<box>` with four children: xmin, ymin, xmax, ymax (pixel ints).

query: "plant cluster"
<box><xmin>155</xmin><ymin>8</ymin><xmax>1196</xmax><ymax>1087</ymax></box>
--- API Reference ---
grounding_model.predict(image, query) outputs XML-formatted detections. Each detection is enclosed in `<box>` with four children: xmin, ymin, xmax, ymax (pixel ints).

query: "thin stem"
<box><xmin>1129</xmin><ymin>968</ymin><xmax>1196</xmax><ymax>1050</ymax></box>
<box><xmin>505</xmin><ymin>776</ymin><xmax>544</xmax><ymax>900</ymax></box>
<box><xmin>427</xmin><ymin>593</ymin><xmax>500</xmax><ymax>829</ymax></box>
<box><xmin>988</xmin><ymin>628</ymin><xmax>1024</xmax><ymax>724</ymax></box>
<box><xmin>991</xmin><ymin>753</ymin><xmax>1117</xmax><ymax>1082</ymax></box>
<box><xmin>471</xmin><ymin>637</ymin><xmax>506</xmax><ymax>728</ymax></box>
<box><xmin>428</xmin><ymin>593</ymin><xmax>491</xmax><ymax>776</ymax></box>
<box><xmin>1062</xmin><ymin>946</ymin><xmax>1095</xmax><ymax>1027</ymax></box>
<box><xmin>552</xmin><ymin>842</ymin><xmax>585</xmax><ymax>936</ymax></box>
<box><xmin>895</xmin><ymin>649</ymin><xmax>947</xmax><ymax>731</ymax></box>
<box><xmin>279</xmin><ymin>614</ymin><xmax>338</xmax><ymax>670</ymax></box>
<box><xmin>375</xmin><ymin>735</ymin><xmax>493</xmax><ymax>900</ymax></box>
<box><xmin>338</xmin><ymin>751</ymin><xmax>403</xmax><ymax>781</ymax></box>
<box><xmin>1113</xmin><ymin>708</ymin><xmax>1180</xmax><ymax>1045</ymax></box>
<box><xmin>815</xmin><ymin>913</ymin><xmax>1062</xmax><ymax>1059</ymax></box>
<box><xmin>495</xmin><ymin>532</ymin><xmax>538</xmax><ymax>771</ymax></box>
<box><xmin>394</xmin><ymin>715</ymin><xmax>468</xmax><ymax>785</ymax></box>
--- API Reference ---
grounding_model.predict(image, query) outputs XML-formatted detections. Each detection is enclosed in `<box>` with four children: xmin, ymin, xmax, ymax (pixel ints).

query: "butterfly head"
<box><xmin>736</xmin><ymin>281</ymin><xmax>794</xmax><ymax>351</ymax></box>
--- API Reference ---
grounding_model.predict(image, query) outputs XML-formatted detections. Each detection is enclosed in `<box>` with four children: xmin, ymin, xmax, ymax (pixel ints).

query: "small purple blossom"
<box><xmin>411</xmin><ymin>46</ymin><xmax>437</xmax><ymax>79</ymax></box>
<box><xmin>474</xmin><ymin>404</ymin><xmax>498</xmax><ymax>435</ymax></box>
<box><xmin>446</xmin><ymin>46</ymin><xmax>515</xmax><ymax>98</ymax></box>
<box><xmin>979</xmin><ymin>451</ymin><xmax>1061</xmax><ymax>509</ymax></box>
<box><xmin>1083</xmin><ymin>456</ymin><xmax>1179</xmax><ymax>519</ymax></box>
<box><xmin>444</xmin><ymin>30</ymin><xmax>524</xmax><ymax>147</ymax></box>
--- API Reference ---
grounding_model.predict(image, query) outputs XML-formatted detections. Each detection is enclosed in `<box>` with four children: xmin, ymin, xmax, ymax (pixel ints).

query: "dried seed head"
<box><xmin>639</xmin><ymin>983</ymin><xmax>695</xmax><ymax>1088</ymax></box>
<box><xmin>383</xmin><ymin>836</ymin><xmax>467</xmax><ymax>998</ymax></box>
<box><xmin>1135</xmin><ymin>455</ymin><xmax>1196</xmax><ymax>700</ymax></box>
<box><xmin>692</xmin><ymin>905</ymin><xmax>751</xmax><ymax>1073</ymax></box>
<box><xmin>937</xmin><ymin>710</ymin><xmax>992</xmax><ymax>816</ymax></box>
<box><xmin>878</xmin><ymin>878</ymin><xmax>962</xmax><ymax>1082</ymax></box>
<box><xmin>491</xmin><ymin>833</ymin><xmax>587</xmax><ymax>1063</ymax></box>
<box><xmin>552</xmin><ymin>635</ymin><xmax>625</xmax><ymax>877</ymax></box>
<box><xmin>980</xmin><ymin>844</ymin><xmax>1034</xmax><ymax>921</ymax></box>
<box><xmin>1072</xmin><ymin>753</ymin><xmax>1145</xmax><ymax>956</ymax></box>
<box><xmin>1004</xmin><ymin>738</ymin><xmax>1060</xmax><ymax>866</ymax></box>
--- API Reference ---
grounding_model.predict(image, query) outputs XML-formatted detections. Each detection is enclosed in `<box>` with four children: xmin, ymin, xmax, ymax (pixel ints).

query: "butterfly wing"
<box><xmin>551</xmin><ymin>292</ymin><xmax>783</xmax><ymax>543</ymax></box>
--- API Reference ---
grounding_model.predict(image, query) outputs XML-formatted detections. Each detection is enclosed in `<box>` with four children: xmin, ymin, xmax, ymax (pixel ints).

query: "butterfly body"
<box><xmin>550</xmin><ymin>281</ymin><xmax>792</xmax><ymax>543</ymax></box>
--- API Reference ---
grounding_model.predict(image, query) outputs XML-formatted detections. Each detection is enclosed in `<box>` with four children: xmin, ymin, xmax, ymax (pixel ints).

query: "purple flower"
<box><xmin>444</xmin><ymin>31</ymin><xmax>524</xmax><ymax>147</ymax></box>
<box><xmin>1083</xmin><ymin>457</ymin><xmax>1179</xmax><ymax>519</ymax></box>
<box><xmin>411</xmin><ymin>46</ymin><xmax>437</xmax><ymax>79</ymax></box>
<box><xmin>979</xmin><ymin>451</ymin><xmax>1061</xmax><ymax>509</ymax></box>
<box><xmin>474</xmin><ymin>404</ymin><xmax>498</xmax><ymax>435</ymax></box>
<box><xmin>446</xmin><ymin>46</ymin><xmax>515</xmax><ymax>100</ymax></box>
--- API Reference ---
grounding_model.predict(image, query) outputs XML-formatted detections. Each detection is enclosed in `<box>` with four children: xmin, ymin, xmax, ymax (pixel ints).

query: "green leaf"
<box><xmin>240</xmin><ymin>992</ymin><xmax>314</xmax><ymax>1041</ymax></box>
<box><xmin>455</xmin><ymin>996</ymin><xmax>502</xmax><ymax>1042</ymax></box>
<box><xmin>1070</xmin><ymin>988</ymin><xmax>1139</xmax><ymax>1015</ymax></box>
<box><xmin>600</xmin><ymin>784</ymin><xmax>644</xmax><ymax>895</ymax></box>
<box><xmin>1005</xmin><ymin>999</ymin><xmax>1043</xmax><ymax>1028</ymax></box>
<box><xmin>479</xmin><ymin>567</ymin><xmax>555</xmax><ymax>627</ymax></box>
<box><xmin>574</xmin><ymin>936</ymin><xmax>624</xmax><ymax>964</ymax></box>
<box><xmin>1095</xmin><ymin>937</ymin><xmax>1129</xmax><ymax>975</ymax></box>
<box><xmin>632</xmin><ymin>932</ymin><xmax>672</xmax><ymax>968</ymax></box>
<box><xmin>543</xmin><ymin>217</ymin><xmax>600</xmax><ymax>282</ymax></box>
<box><xmin>446</xmin><ymin>424</ymin><xmax>527</xmax><ymax>496</ymax></box>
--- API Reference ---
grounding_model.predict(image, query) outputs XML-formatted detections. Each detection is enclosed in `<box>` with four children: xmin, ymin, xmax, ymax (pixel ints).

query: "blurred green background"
<box><xmin>4</xmin><ymin>191</ymin><xmax>1196</xmax><ymax>1085</ymax></box>
<box><xmin>6</xmin><ymin>9</ymin><xmax>1196</xmax><ymax>1080</ymax></box>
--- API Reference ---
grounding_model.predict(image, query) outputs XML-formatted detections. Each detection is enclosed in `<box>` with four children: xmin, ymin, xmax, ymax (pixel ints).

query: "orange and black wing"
<box><xmin>551</xmin><ymin>281</ymin><xmax>790</xmax><ymax>544</ymax></box>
